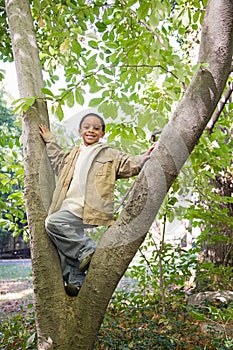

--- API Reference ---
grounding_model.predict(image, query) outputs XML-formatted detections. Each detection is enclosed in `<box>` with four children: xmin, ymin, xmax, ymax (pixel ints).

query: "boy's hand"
<box><xmin>144</xmin><ymin>143</ymin><xmax>156</xmax><ymax>160</ymax></box>
<box><xmin>39</xmin><ymin>124</ymin><xmax>52</xmax><ymax>143</ymax></box>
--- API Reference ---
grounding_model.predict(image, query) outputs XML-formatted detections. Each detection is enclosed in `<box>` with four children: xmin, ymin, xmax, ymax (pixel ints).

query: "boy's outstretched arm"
<box><xmin>39</xmin><ymin>124</ymin><xmax>66</xmax><ymax>176</ymax></box>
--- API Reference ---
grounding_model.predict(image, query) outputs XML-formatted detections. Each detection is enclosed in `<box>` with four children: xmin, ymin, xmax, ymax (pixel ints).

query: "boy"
<box><xmin>39</xmin><ymin>113</ymin><xmax>154</xmax><ymax>296</ymax></box>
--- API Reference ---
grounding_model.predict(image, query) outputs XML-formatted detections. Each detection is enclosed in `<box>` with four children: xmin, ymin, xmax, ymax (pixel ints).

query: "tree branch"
<box><xmin>46</xmin><ymin>63</ymin><xmax>179</xmax><ymax>106</ymax></box>
<box><xmin>120</xmin><ymin>64</ymin><xmax>179</xmax><ymax>79</ymax></box>
<box><xmin>206</xmin><ymin>76</ymin><xmax>233</xmax><ymax>133</ymax></box>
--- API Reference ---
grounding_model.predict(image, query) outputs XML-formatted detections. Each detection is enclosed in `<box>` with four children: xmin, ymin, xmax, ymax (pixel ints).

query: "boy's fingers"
<box><xmin>149</xmin><ymin>143</ymin><xmax>156</xmax><ymax>152</ymax></box>
<box><xmin>39</xmin><ymin>124</ymin><xmax>48</xmax><ymax>133</ymax></box>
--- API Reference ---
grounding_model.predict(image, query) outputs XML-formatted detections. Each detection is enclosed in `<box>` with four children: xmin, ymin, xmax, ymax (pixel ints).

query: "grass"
<box><xmin>0</xmin><ymin>262</ymin><xmax>32</xmax><ymax>280</ymax></box>
<box><xmin>0</xmin><ymin>260</ymin><xmax>33</xmax><ymax>308</ymax></box>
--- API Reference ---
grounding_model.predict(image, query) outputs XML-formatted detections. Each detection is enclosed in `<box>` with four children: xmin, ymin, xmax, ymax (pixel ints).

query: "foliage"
<box><xmin>97</xmin><ymin>299</ymin><xmax>233</xmax><ymax>349</ymax></box>
<box><xmin>187</xmin><ymin>122</ymin><xmax>233</xmax><ymax>233</ymax></box>
<box><xmin>0</xmin><ymin>90</ymin><xmax>18</xmax><ymax>130</ymax></box>
<box><xmin>183</xmin><ymin>92</ymin><xmax>233</xmax><ymax>272</ymax></box>
<box><xmin>96</xmin><ymin>198</ymin><xmax>233</xmax><ymax>348</ymax></box>
<box><xmin>2</xmin><ymin>296</ymin><xmax>232</xmax><ymax>350</ymax></box>
<box><xmin>18</xmin><ymin>0</ymin><xmax>205</xmax><ymax>126</ymax></box>
<box><xmin>0</xmin><ymin>305</ymin><xmax>37</xmax><ymax>350</ymax></box>
<box><xmin>11</xmin><ymin>96</ymin><xmax>39</xmax><ymax>115</ymax></box>
<box><xmin>99</xmin><ymin>220</ymin><xmax>233</xmax><ymax>348</ymax></box>
<box><xmin>195</xmin><ymin>262</ymin><xmax>233</xmax><ymax>292</ymax></box>
<box><xmin>96</xmin><ymin>236</ymin><xmax>233</xmax><ymax>349</ymax></box>
<box><xmin>0</xmin><ymin>1</ymin><xmax>13</xmax><ymax>62</ymax></box>
<box><xmin>0</xmin><ymin>90</ymin><xmax>27</xmax><ymax>248</ymax></box>
<box><xmin>1</xmin><ymin>247</ymin><xmax>232</xmax><ymax>350</ymax></box>
<box><xmin>0</xmin><ymin>262</ymin><xmax>35</xmax><ymax>349</ymax></box>
<box><xmin>7</xmin><ymin>0</ymin><xmax>200</xmax><ymax>131</ymax></box>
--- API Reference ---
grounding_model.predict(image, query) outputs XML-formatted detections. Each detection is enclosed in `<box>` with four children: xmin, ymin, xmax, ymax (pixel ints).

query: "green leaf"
<box><xmin>66</xmin><ymin>68</ymin><xmax>80</xmax><ymax>75</ymax></box>
<box><xmin>96</xmin><ymin>74</ymin><xmax>112</xmax><ymax>85</ymax></box>
<box><xmin>134</xmin><ymin>126</ymin><xmax>146</xmax><ymax>139</ymax></box>
<box><xmin>66</xmin><ymin>91</ymin><xmax>74</xmax><ymax>108</ymax></box>
<box><xmin>99</xmin><ymin>101</ymin><xmax>118</xmax><ymax>119</ymax></box>
<box><xmin>71</xmin><ymin>40</ymin><xmax>82</xmax><ymax>56</ymax></box>
<box><xmin>86</xmin><ymin>54</ymin><xmax>98</xmax><ymax>71</ymax></box>
<box><xmin>103</xmin><ymin>68</ymin><xmax>114</xmax><ymax>76</ymax></box>
<box><xmin>107</xmin><ymin>127</ymin><xmax>120</xmax><ymax>142</ymax></box>
<box><xmin>5</xmin><ymin>213</ymin><xmax>13</xmax><ymax>221</ymax></box>
<box><xmin>33</xmin><ymin>0</ymin><xmax>41</xmax><ymax>9</ymax></box>
<box><xmin>75</xmin><ymin>89</ymin><xmax>85</xmax><ymax>105</ymax></box>
<box><xmin>56</xmin><ymin>104</ymin><xmax>64</xmax><ymax>121</ymax></box>
<box><xmin>189</xmin><ymin>310</ymin><xmax>207</xmax><ymax>321</ymax></box>
<box><xmin>8</xmin><ymin>139</ymin><xmax>14</xmax><ymax>149</ymax></box>
<box><xmin>88</xmin><ymin>76</ymin><xmax>103</xmax><ymax>93</ymax></box>
<box><xmin>88</xmin><ymin>40</ymin><xmax>98</xmax><ymax>49</ymax></box>
<box><xmin>25</xmin><ymin>97</ymin><xmax>37</xmax><ymax>106</ymax></box>
<box><xmin>137</xmin><ymin>2</ymin><xmax>151</xmax><ymax>19</ymax></box>
<box><xmin>26</xmin><ymin>332</ymin><xmax>36</xmax><ymax>347</ymax></box>
<box><xmin>41</xmin><ymin>88</ymin><xmax>54</xmax><ymax>97</ymax></box>
<box><xmin>95</xmin><ymin>22</ymin><xmax>107</xmax><ymax>32</ymax></box>
<box><xmin>89</xmin><ymin>97</ymin><xmax>103</xmax><ymax>107</ymax></box>
<box><xmin>149</xmin><ymin>9</ymin><xmax>159</xmax><ymax>28</ymax></box>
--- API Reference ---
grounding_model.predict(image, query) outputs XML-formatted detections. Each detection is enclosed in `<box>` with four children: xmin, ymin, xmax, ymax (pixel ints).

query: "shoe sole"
<box><xmin>79</xmin><ymin>253</ymin><xmax>93</xmax><ymax>272</ymax></box>
<box><xmin>65</xmin><ymin>284</ymin><xmax>80</xmax><ymax>297</ymax></box>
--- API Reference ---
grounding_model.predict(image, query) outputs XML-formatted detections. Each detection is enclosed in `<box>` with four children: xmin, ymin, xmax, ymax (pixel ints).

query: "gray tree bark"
<box><xmin>4</xmin><ymin>0</ymin><xmax>66</xmax><ymax>348</ymax></box>
<box><xmin>5</xmin><ymin>0</ymin><xmax>233</xmax><ymax>349</ymax></box>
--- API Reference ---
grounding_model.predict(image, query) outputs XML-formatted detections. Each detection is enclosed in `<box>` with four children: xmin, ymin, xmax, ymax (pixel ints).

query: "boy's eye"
<box><xmin>82</xmin><ymin>124</ymin><xmax>101</xmax><ymax>130</ymax></box>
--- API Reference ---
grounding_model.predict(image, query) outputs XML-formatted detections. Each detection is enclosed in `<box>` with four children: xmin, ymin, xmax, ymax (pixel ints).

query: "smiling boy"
<box><xmin>39</xmin><ymin>113</ymin><xmax>154</xmax><ymax>296</ymax></box>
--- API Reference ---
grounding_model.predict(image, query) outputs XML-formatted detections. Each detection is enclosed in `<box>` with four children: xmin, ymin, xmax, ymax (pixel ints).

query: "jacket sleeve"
<box><xmin>115</xmin><ymin>151</ymin><xmax>146</xmax><ymax>179</ymax></box>
<box><xmin>43</xmin><ymin>131</ymin><xmax>67</xmax><ymax>176</ymax></box>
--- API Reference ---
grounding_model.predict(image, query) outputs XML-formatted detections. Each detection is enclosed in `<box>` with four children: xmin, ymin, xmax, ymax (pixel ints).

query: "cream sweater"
<box><xmin>60</xmin><ymin>142</ymin><xmax>104</xmax><ymax>218</ymax></box>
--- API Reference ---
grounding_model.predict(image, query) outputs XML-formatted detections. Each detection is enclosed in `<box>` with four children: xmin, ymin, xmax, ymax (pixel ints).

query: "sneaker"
<box><xmin>79</xmin><ymin>252</ymin><xmax>94</xmax><ymax>272</ymax></box>
<box><xmin>65</xmin><ymin>283</ymin><xmax>81</xmax><ymax>297</ymax></box>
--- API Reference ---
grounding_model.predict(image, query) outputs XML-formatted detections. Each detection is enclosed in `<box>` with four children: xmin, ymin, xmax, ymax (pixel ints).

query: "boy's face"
<box><xmin>79</xmin><ymin>115</ymin><xmax>105</xmax><ymax>146</ymax></box>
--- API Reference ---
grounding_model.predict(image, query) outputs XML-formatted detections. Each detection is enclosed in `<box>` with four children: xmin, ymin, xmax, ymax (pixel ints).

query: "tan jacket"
<box><xmin>44</xmin><ymin>132</ymin><xmax>146</xmax><ymax>226</ymax></box>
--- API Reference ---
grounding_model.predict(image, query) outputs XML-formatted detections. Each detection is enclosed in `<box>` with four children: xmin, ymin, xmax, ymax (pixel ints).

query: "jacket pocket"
<box><xmin>94</xmin><ymin>161</ymin><xmax>115</xmax><ymax>202</ymax></box>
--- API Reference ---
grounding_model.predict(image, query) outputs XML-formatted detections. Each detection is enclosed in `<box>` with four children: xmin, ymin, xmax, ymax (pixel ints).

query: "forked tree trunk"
<box><xmin>5</xmin><ymin>0</ymin><xmax>233</xmax><ymax>349</ymax></box>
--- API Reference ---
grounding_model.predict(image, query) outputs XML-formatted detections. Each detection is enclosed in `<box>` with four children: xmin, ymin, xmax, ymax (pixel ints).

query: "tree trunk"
<box><xmin>196</xmin><ymin>172</ymin><xmax>233</xmax><ymax>290</ymax></box>
<box><xmin>4</xmin><ymin>0</ymin><xmax>70</xmax><ymax>348</ymax></box>
<box><xmin>203</xmin><ymin>173</ymin><xmax>233</xmax><ymax>267</ymax></box>
<box><xmin>5</xmin><ymin>0</ymin><xmax>233</xmax><ymax>349</ymax></box>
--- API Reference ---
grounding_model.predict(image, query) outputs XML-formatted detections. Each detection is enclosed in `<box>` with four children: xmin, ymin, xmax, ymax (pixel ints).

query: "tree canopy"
<box><xmin>1</xmin><ymin>1</ymin><xmax>207</xmax><ymax>126</ymax></box>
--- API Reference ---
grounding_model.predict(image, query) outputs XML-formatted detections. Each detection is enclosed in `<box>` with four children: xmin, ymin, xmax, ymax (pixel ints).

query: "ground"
<box><xmin>1</xmin><ymin>259</ymin><xmax>233</xmax><ymax>349</ymax></box>
<box><xmin>0</xmin><ymin>259</ymin><xmax>33</xmax><ymax>320</ymax></box>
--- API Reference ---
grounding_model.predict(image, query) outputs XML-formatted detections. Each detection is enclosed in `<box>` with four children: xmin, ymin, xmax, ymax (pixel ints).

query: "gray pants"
<box><xmin>45</xmin><ymin>210</ymin><xmax>96</xmax><ymax>287</ymax></box>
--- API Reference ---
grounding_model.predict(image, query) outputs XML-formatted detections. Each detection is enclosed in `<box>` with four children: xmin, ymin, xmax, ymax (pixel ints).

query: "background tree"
<box><xmin>0</xmin><ymin>89</ymin><xmax>27</xmax><ymax>255</ymax></box>
<box><xmin>2</xmin><ymin>0</ymin><xmax>233</xmax><ymax>349</ymax></box>
<box><xmin>186</xmin><ymin>96</ymin><xmax>233</xmax><ymax>290</ymax></box>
